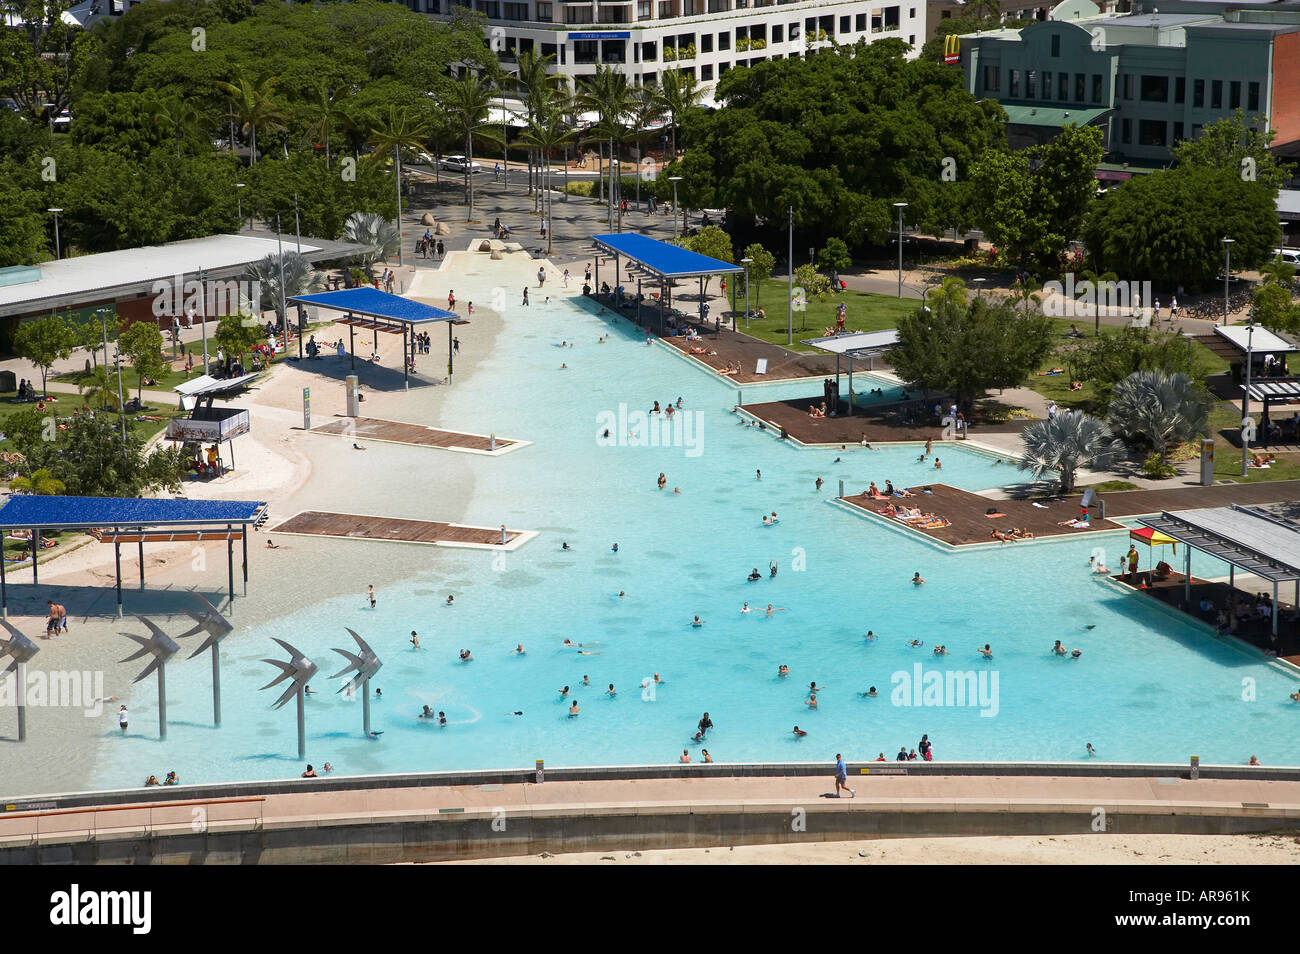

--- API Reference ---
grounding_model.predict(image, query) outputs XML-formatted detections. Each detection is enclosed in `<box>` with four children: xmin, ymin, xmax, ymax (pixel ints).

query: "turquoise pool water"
<box><xmin>90</xmin><ymin>295</ymin><xmax>1300</xmax><ymax>788</ymax></box>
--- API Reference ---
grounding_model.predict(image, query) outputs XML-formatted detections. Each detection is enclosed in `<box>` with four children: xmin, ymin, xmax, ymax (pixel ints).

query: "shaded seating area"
<box><xmin>0</xmin><ymin>496</ymin><xmax>267</xmax><ymax>618</ymax></box>
<box><xmin>1135</xmin><ymin>505</ymin><xmax>1300</xmax><ymax>657</ymax></box>
<box><xmin>288</xmin><ymin>287</ymin><xmax>467</xmax><ymax>389</ymax></box>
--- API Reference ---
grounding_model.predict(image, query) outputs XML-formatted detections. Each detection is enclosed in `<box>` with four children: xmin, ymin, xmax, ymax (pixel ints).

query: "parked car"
<box><xmin>1271</xmin><ymin>247</ymin><xmax>1300</xmax><ymax>265</ymax></box>
<box><xmin>440</xmin><ymin>154</ymin><xmax>483</xmax><ymax>174</ymax></box>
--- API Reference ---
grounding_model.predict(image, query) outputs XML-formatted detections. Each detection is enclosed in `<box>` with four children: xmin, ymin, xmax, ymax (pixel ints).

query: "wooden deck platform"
<box><xmin>649</xmin><ymin>322</ymin><xmax>851</xmax><ymax>383</ymax></box>
<box><xmin>743</xmin><ymin>397</ymin><xmax>1031</xmax><ymax>445</ymax></box>
<box><xmin>842</xmin><ymin>480</ymin><xmax>1300</xmax><ymax>547</ymax></box>
<box><xmin>310</xmin><ymin>417</ymin><xmax>525</xmax><ymax>455</ymax></box>
<box><xmin>269</xmin><ymin>511</ymin><xmax>535</xmax><ymax>550</ymax></box>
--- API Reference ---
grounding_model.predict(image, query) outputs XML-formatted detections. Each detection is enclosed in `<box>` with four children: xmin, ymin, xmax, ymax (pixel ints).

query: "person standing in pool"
<box><xmin>697</xmin><ymin>712</ymin><xmax>713</xmax><ymax>738</ymax></box>
<box><xmin>367</xmin><ymin>584</ymin><xmax>376</xmax><ymax>608</ymax></box>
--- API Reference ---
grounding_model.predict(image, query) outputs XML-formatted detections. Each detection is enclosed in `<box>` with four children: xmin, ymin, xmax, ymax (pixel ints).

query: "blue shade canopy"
<box><xmin>591</xmin><ymin>233</ymin><xmax>743</xmax><ymax>279</ymax></box>
<box><xmin>288</xmin><ymin>287</ymin><xmax>459</xmax><ymax>325</ymax></box>
<box><xmin>0</xmin><ymin>496</ymin><xmax>266</xmax><ymax>530</ymax></box>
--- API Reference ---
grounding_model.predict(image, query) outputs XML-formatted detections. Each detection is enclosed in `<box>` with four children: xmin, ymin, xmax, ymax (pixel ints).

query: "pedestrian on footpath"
<box><xmin>834</xmin><ymin>753</ymin><xmax>855</xmax><ymax>797</ymax></box>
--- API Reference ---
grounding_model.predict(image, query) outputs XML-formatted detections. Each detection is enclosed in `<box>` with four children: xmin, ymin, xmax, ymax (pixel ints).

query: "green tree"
<box><xmin>1173</xmin><ymin>110</ymin><xmax>1295</xmax><ymax>193</ymax></box>
<box><xmin>213</xmin><ymin>312</ymin><xmax>262</xmax><ymax>367</ymax></box>
<box><xmin>740</xmin><ymin>243</ymin><xmax>776</xmax><ymax>306</ymax></box>
<box><xmin>816</xmin><ymin>237</ymin><xmax>852</xmax><ymax>274</ymax></box>
<box><xmin>9</xmin><ymin>468</ymin><xmax>65</xmax><ymax>495</ymax></box>
<box><xmin>517</xmin><ymin>89</ymin><xmax>577</xmax><ymax>255</ymax></box>
<box><xmin>0</xmin><ymin>164</ymin><xmax>48</xmax><ymax>267</ymax></box>
<box><xmin>1018</xmin><ymin>413</ymin><xmax>1126</xmax><ymax>494</ymax></box>
<box><xmin>1063</xmin><ymin>327</ymin><xmax>1209</xmax><ymax>407</ymax></box>
<box><xmin>0</xmin><ymin>0</ymin><xmax>83</xmax><ymax>121</ymax></box>
<box><xmin>658</xmin><ymin>69</ymin><xmax>706</xmax><ymax>160</ymax></box>
<box><xmin>578</xmin><ymin>65</ymin><xmax>632</xmax><ymax>218</ymax></box>
<box><xmin>1251</xmin><ymin>282</ymin><xmax>1300</xmax><ymax>335</ymax></box>
<box><xmin>1082</xmin><ymin>166</ymin><xmax>1277</xmax><ymax>288</ymax></box>
<box><xmin>77</xmin><ymin>364</ymin><xmax>120</xmax><ymax>411</ymax></box>
<box><xmin>117</xmin><ymin>321</ymin><xmax>167</xmax><ymax>402</ymax></box>
<box><xmin>889</xmin><ymin>295</ymin><xmax>1056</xmax><ymax>412</ymax></box>
<box><xmin>13</xmin><ymin>314</ymin><xmax>76</xmax><ymax>395</ymax></box>
<box><xmin>681</xmin><ymin>225</ymin><xmax>735</xmax><ymax>294</ymax></box>
<box><xmin>444</xmin><ymin>72</ymin><xmax>502</xmax><ymax>221</ymax></box>
<box><xmin>18</xmin><ymin>410</ymin><xmax>185</xmax><ymax>497</ymax></box>
<box><xmin>218</xmin><ymin>72</ymin><xmax>285</xmax><ymax>166</ymax></box>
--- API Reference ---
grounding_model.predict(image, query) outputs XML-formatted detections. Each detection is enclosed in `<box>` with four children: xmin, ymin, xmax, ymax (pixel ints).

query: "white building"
<box><xmin>405</xmin><ymin>0</ymin><xmax>926</xmax><ymax>101</ymax></box>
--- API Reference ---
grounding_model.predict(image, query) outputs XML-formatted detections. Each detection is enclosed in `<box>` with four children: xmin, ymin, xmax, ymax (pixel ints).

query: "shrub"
<box><xmin>1141</xmin><ymin>453</ymin><xmax>1178</xmax><ymax>479</ymax></box>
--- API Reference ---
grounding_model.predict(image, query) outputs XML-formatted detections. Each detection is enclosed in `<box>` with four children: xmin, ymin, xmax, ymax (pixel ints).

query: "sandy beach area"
<box><xmin>440</xmin><ymin>831</ymin><xmax>1300</xmax><ymax>865</ymax></box>
<box><xmin>0</xmin><ymin>246</ymin><xmax>545</xmax><ymax>797</ymax></box>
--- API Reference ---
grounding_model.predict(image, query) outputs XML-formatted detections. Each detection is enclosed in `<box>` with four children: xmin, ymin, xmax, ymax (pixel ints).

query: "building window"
<box><xmin>1173</xmin><ymin>121</ymin><xmax>1184</xmax><ymax>142</ymax></box>
<box><xmin>1009</xmin><ymin>69</ymin><xmax>1020</xmax><ymax>98</ymax></box>
<box><xmin>701</xmin><ymin>63</ymin><xmax>714</xmax><ymax>80</ymax></box>
<box><xmin>1092</xmin><ymin>74</ymin><xmax>1102</xmax><ymax>104</ymax></box>
<box><xmin>702</xmin><ymin>33</ymin><xmax>713</xmax><ymax>52</ymax></box>
<box><xmin>719</xmin><ymin>32</ymin><xmax>730</xmax><ymax>49</ymax></box>
<box><xmin>984</xmin><ymin>65</ymin><xmax>999</xmax><ymax>92</ymax></box>
<box><xmin>1121</xmin><ymin>118</ymin><xmax>1131</xmax><ymax>144</ymax></box>
<box><xmin>1140</xmin><ymin>75</ymin><xmax>1168</xmax><ymax>102</ymax></box>
<box><xmin>1026</xmin><ymin>70</ymin><xmax>1036</xmax><ymax>99</ymax></box>
<box><xmin>1230</xmin><ymin>80</ymin><xmax>1241</xmax><ymax>109</ymax></box>
<box><xmin>1042</xmin><ymin>71</ymin><xmax>1052</xmax><ymax>100</ymax></box>
<box><xmin>537</xmin><ymin>1</ymin><xmax>552</xmax><ymax>19</ymax></box>
<box><xmin>840</xmin><ymin>15</ymin><xmax>849</xmax><ymax>32</ymax></box>
<box><xmin>1248</xmin><ymin>81</ymin><xmax>1260</xmax><ymax>112</ymax></box>
<box><xmin>1075</xmin><ymin>73</ymin><xmax>1085</xmax><ymax>102</ymax></box>
<box><xmin>1058</xmin><ymin>72</ymin><xmax>1068</xmax><ymax>100</ymax></box>
<box><xmin>771</xmin><ymin>24</ymin><xmax>781</xmax><ymax>42</ymax></box>
<box><xmin>1174</xmin><ymin>76</ymin><xmax>1185</xmax><ymax>104</ymax></box>
<box><xmin>908</xmin><ymin>34</ymin><xmax>914</xmax><ymax>45</ymax></box>
<box><xmin>871</xmin><ymin>12</ymin><xmax>882</xmax><ymax>32</ymax></box>
<box><xmin>1138</xmin><ymin>119</ymin><xmax>1167</xmax><ymax>146</ymax></box>
<box><xmin>856</xmin><ymin>13</ymin><xmax>866</xmax><ymax>30</ymax></box>
<box><xmin>884</xmin><ymin>5</ymin><xmax>899</xmax><ymax>29</ymax></box>
<box><xmin>642</xmin><ymin>41</ymin><xmax>657</xmax><ymax>60</ymax></box>
<box><xmin>1193</xmin><ymin>79</ymin><xmax>1204</xmax><ymax>108</ymax></box>
<box><xmin>1121</xmin><ymin>74</ymin><xmax>1132</xmax><ymax>100</ymax></box>
<box><xmin>1191</xmin><ymin>123</ymin><xmax>1202</xmax><ymax>138</ymax></box>
<box><xmin>1211</xmin><ymin>80</ymin><xmax>1222</xmax><ymax>109</ymax></box>
<box><xmin>1051</xmin><ymin>34</ymin><xmax>1060</xmax><ymax>56</ymax></box>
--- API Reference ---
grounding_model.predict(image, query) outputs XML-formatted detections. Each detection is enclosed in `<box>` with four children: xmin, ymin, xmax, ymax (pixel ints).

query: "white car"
<box><xmin>439</xmin><ymin>155</ymin><xmax>484</xmax><ymax>174</ymax></box>
<box><xmin>1272</xmin><ymin>247</ymin><xmax>1300</xmax><ymax>265</ymax></box>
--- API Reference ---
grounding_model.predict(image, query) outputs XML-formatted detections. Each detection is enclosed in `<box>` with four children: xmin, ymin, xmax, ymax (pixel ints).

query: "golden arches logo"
<box><xmin>944</xmin><ymin>34</ymin><xmax>960</xmax><ymax>64</ymax></box>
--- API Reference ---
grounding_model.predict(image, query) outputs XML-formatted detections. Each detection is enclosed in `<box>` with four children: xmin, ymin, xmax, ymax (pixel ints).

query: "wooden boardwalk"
<box><xmin>311</xmin><ymin>417</ymin><xmax>524</xmax><ymax>454</ymax></box>
<box><xmin>658</xmin><ymin>326</ymin><xmax>846</xmax><ymax>383</ymax></box>
<box><xmin>269</xmin><ymin>511</ymin><xmax>534</xmax><ymax>550</ymax></box>
<box><xmin>843</xmin><ymin>480</ymin><xmax>1300</xmax><ymax>547</ymax></box>
<box><xmin>744</xmin><ymin>397</ymin><xmax>1030</xmax><ymax>445</ymax></box>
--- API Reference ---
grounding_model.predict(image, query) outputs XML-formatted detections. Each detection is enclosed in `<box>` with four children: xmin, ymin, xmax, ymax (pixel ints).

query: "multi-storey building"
<box><xmin>403</xmin><ymin>0</ymin><xmax>927</xmax><ymax>101</ymax></box>
<box><xmin>956</xmin><ymin>0</ymin><xmax>1300</xmax><ymax>161</ymax></box>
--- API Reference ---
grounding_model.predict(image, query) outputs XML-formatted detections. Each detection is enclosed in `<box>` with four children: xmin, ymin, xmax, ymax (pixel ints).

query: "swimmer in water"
<box><xmin>438</xmin><ymin>711</ymin><xmax>446</xmax><ymax>726</ymax></box>
<box><xmin>680</xmin><ymin>750</ymin><xmax>691</xmax><ymax>763</ymax></box>
<box><xmin>861</xmin><ymin>686</ymin><xmax>878</xmax><ymax>698</ymax></box>
<box><xmin>792</xmin><ymin>725</ymin><xmax>807</xmax><ymax>737</ymax></box>
<box><xmin>911</xmin><ymin>572</ymin><xmax>926</xmax><ymax>585</ymax></box>
<box><xmin>805</xmin><ymin>693</ymin><xmax>818</xmax><ymax>709</ymax></box>
<box><xmin>618</xmin><ymin>590</ymin><xmax>627</xmax><ymax>599</ymax></box>
<box><xmin>865</xmin><ymin>630</ymin><xmax>877</xmax><ymax>641</ymax></box>
<box><xmin>1052</xmin><ymin>640</ymin><xmax>1068</xmax><ymax>656</ymax></box>
<box><xmin>748</xmin><ymin>567</ymin><xmax>762</xmax><ymax>581</ymax></box>
<box><xmin>582</xmin><ymin>675</ymin><xmax>590</xmax><ymax>686</ymax></box>
<box><xmin>561</xmin><ymin>541</ymin><xmax>571</xmax><ymax>550</ymax></box>
<box><xmin>607</xmin><ymin>683</ymin><xmax>616</xmax><ymax>695</ymax></box>
<box><xmin>1086</xmin><ymin>742</ymin><xmax>1096</xmax><ymax>757</ymax></box>
<box><xmin>611</xmin><ymin>543</ymin><xmax>619</xmax><ymax>553</ymax></box>
<box><xmin>765</xmin><ymin>604</ymin><xmax>786</xmax><ymax>617</ymax></box>
<box><xmin>977</xmin><ymin>644</ymin><xmax>993</xmax><ymax>658</ymax></box>
<box><xmin>809</xmin><ymin>681</ymin><xmax>824</xmax><ymax>694</ymax></box>
<box><xmin>934</xmin><ymin>458</ymin><xmax>942</xmax><ymax>470</ymax></box>
<box><xmin>702</xmin><ymin>749</ymin><xmax>713</xmax><ymax>763</ymax></box>
<box><xmin>1070</xmin><ymin>648</ymin><xmax>1082</xmax><ymax>658</ymax></box>
<box><xmin>410</xmin><ymin>631</ymin><xmax>420</xmax><ymax>648</ymax></box>
<box><xmin>778</xmin><ymin>665</ymin><xmax>790</xmax><ymax>677</ymax></box>
<box><xmin>569</xmin><ymin>701</ymin><xmax>580</xmax><ymax>717</ymax></box>
<box><xmin>908</xmin><ymin>639</ymin><xmax>923</xmax><ymax>648</ymax></box>
<box><xmin>459</xmin><ymin>649</ymin><xmax>472</xmax><ymax>661</ymax></box>
<box><xmin>673</xmin><ymin>487</ymin><xmax>681</xmax><ymax>495</ymax></box>
<box><xmin>691</xmin><ymin>615</ymin><xmax>704</xmax><ymax>627</ymax></box>
<box><xmin>770</xmin><ymin>561</ymin><xmax>778</xmax><ymax>578</ymax></box>
<box><xmin>933</xmin><ymin>645</ymin><xmax>948</xmax><ymax>655</ymax></box>
<box><xmin>513</xmin><ymin>643</ymin><xmax>525</xmax><ymax>655</ymax></box>
<box><xmin>446</xmin><ymin>595</ymin><xmax>454</xmax><ymax>606</ymax></box>
<box><xmin>559</xmin><ymin>686</ymin><xmax>570</xmax><ymax>696</ymax></box>
<box><xmin>420</xmin><ymin>705</ymin><xmax>434</xmax><ymax>718</ymax></box>
<box><xmin>741</xmin><ymin>602</ymin><xmax>751</xmax><ymax>614</ymax></box>
<box><xmin>654</xmin><ymin>673</ymin><xmax>663</xmax><ymax>684</ymax></box>
<box><xmin>815</xmin><ymin>476</ymin><xmax>824</xmax><ymax>491</ymax></box>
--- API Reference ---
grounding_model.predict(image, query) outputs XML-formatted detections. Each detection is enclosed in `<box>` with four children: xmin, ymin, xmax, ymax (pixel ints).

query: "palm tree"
<box><xmin>577</xmin><ymin>66</ymin><xmax>632</xmax><ymax>228</ymax></box>
<box><xmin>1107</xmin><ymin>370</ymin><xmax>1212</xmax><ymax>462</ymax></box>
<box><xmin>925</xmin><ymin>276</ymin><xmax>968</xmax><ymax>308</ymax></box>
<box><xmin>341</xmin><ymin>212</ymin><xmax>401</xmax><ymax>277</ymax></box>
<box><xmin>149</xmin><ymin>95</ymin><xmax>202</xmax><ymax>160</ymax></box>
<box><xmin>659</xmin><ymin>70</ymin><xmax>705</xmax><ymax>162</ymax></box>
<box><xmin>1008</xmin><ymin>275</ymin><xmax>1042</xmax><ymax>314</ymax></box>
<box><xmin>1019</xmin><ymin>413</ymin><xmax>1126</xmax><ymax>494</ymax></box>
<box><xmin>512</xmin><ymin>50</ymin><xmax>566</xmax><ymax>196</ymax></box>
<box><xmin>518</xmin><ymin>89</ymin><xmax>577</xmax><ymax>255</ymax></box>
<box><xmin>303</xmin><ymin>83</ymin><xmax>350</xmax><ymax>168</ymax></box>
<box><xmin>1259</xmin><ymin>254</ymin><xmax>1296</xmax><ymax>289</ymax></box>
<box><xmin>245</xmin><ymin>252</ymin><xmax>322</xmax><ymax>329</ymax></box>
<box><xmin>217</xmin><ymin>73</ymin><xmax>285</xmax><ymax>166</ymax></box>
<box><xmin>628</xmin><ymin>83</ymin><xmax>666</xmax><ymax>206</ymax></box>
<box><xmin>9</xmin><ymin>468</ymin><xmax>65</xmax><ymax>496</ymax></box>
<box><xmin>1079</xmin><ymin>267</ymin><xmax>1119</xmax><ymax>334</ymax></box>
<box><xmin>77</xmin><ymin>365</ymin><xmax>119</xmax><ymax>411</ymax></box>
<box><xmin>445</xmin><ymin>73</ymin><xmax>503</xmax><ymax>222</ymax></box>
<box><xmin>367</xmin><ymin>105</ymin><xmax>433</xmax><ymax>260</ymax></box>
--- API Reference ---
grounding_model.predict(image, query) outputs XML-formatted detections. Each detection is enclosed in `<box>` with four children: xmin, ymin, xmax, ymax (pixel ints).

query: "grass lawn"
<box><xmin>732</xmin><ymin>278</ymin><xmax>919</xmax><ymax>351</ymax></box>
<box><xmin>0</xmin><ymin>391</ymin><xmax>183</xmax><ymax>446</ymax></box>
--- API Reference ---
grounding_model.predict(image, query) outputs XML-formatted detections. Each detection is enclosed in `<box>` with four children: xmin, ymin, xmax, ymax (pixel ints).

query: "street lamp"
<box><xmin>1241</xmin><ymin>310</ymin><xmax>1256</xmax><ymax>477</ymax></box>
<box><xmin>974</xmin><ymin>277</ymin><xmax>987</xmax><ymax>298</ymax></box>
<box><xmin>47</xmin><ymin>208</ymin><xmax>63</xmax><ymax>259</ymax></box>
<box><xmin>893</xmin><ymin>202</ymin><xmax>908</xmax><ymax>299</ymax></box>
<box><xmin>1222</xmin><ymin>237</ymin><xmax>1234</xmax><ymax>326</ymax></box>
<box><xmin>96</xmin><ymin>307</ymin><xmax>128</xmax><ymax>450</ymax></box>
<box><xmin>293</xmin><ymin>193</ymin><xmax>302</xmax><ymax>253</ymax></box>
<box><xmin>669</xmin><ymin>176</ymin><xmax>682</xmax><ymax>238</ymax></box>
<box><xmin>500</xmin><ymin>70</ymin><xmax>517</xmax><ymax>196</ymax></box>
<box><xmin>235</xmin><ymin>183</ymin><xmax>247</xmax><ymax>232</ymax></box>
<box><xmin>197</xmin><ymin>266</ymin><xmax>209</xmax><ymax>371</ymax></box>
<box><xmin>742</xmin><ymin>256</ymin><xmax>753</xmax><ymax>328</ymax></box>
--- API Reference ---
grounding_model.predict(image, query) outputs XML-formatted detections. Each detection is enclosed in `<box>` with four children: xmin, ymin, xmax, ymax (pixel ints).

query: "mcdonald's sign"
<box><xmin>943</xmin><ymin>34</ymin><xmax>960</xmax><ymax>65</ymax></box>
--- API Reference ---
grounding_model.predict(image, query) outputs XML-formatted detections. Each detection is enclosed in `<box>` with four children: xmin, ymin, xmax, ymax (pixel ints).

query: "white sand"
<box><xmin>439</xmin><ymin>832</ymin><xmax>1300</xmax><ymax>865</ymax></box>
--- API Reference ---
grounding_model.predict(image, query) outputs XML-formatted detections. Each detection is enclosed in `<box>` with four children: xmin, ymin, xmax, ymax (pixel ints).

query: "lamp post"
<box><xmin>275</xmin><ymin>213</ymin><xmax>292</xmax><ymax>356</ymax></box>
<box><xmin>974</xmin><ymin>277</ymin><xmax>987</xmax><ymax>298</ymax></box>
<box><xmin>197</xmin><ymin>265</ymin><xmax>209</xmax><ymax>371</ymax></box>
<box><xmin>293</xmin><ymin>193</ymin><xmax>301</xmax><ymax>253</ymax></box>
<box><xmin>787</xmin><ymin>205</ymin><xmax>794</xmax><ymax>346</ymax></box>
<box><xmin>1241</xmin><ymin>310</ymin><xmax>1255</xmax><ymax>477</ymax></box>
<box><xmin>96</xmin><ymin>307</ymin><xmax>128</xmax><ymax>449</ymax></box>
<box><xmin>669</xmin><ymin>176</ymin><xmax>682</xmax><ymax>239</ymax></box>
<box><xmin>235</xmin><ymin>183</ymin><xmax>246</xmax><ymax>232</ymax></box>
<box><xmin>47</xmin><ymin>208</ymin><xmax>63</xmax><ymax>259</ymax></box>
<box><xmin>1222</xmin><ymin>236</ymin><xmax>1234</xmax><ymax>326</ymax></box>
<box><xmin>742</xmin><ymin>256</ymin><xmax>752</xmax><ymax>328</ymax></box>
<box><xmin>893</xmin><ymin>202</ymin><xmax>908</xmax><ymax>299</ymax></box>
<box><xmin>501</xmin><ymin>71</ymin><xmax>517</xmax><ymax>195</ymax></box>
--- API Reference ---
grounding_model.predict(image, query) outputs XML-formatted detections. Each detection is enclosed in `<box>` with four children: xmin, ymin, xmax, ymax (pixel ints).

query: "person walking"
<box><xmin>448</xmin><ymin>290</ymin><xmax>456</xmax><ymax>312</ymax></box>
<box><xmin>522</xmin><ymin>287</ymin><xmax>530</xmax><ymax>306</ymax></box>
<box><xmin>537</xmin><ymin>266</ymin><xmax>546</xmax><ymax>288</ymax></box>
<box><xmin>834</xmin><ymin>753</ymin><xmax>855</xmax><ymax>797</ymax></box>
<box><xmin>118</xmin><ymin>705</ymin><xmax>129</xmax><ymax>733</ymax></box>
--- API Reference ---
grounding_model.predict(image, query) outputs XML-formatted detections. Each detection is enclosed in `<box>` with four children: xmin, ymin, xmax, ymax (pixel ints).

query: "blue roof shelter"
<box><xmin>0</xmin><ymin>495</ymin><xmax>267</xmax><ymax>617</ymax></box>
<box><xmin>288</xmin><ymin>288</ymin><xmax>468</xmax><ymax>388</ymax></box>
<box><xmin>590</xmin><ymin>233</ymin><xmax>742</xmax><ymax>334</ymax></box>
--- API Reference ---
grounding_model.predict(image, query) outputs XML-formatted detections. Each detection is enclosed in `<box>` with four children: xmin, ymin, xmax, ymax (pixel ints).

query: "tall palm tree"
<box><xmin>217</xmin><ymin>73</ymin><xmax>285</xmax><ymax>166</ymax></box>
<box><xmin>9</xmin><ymin>468</ymin><xmax>65</xmax><ymax>496</ymax></box>
<box><xmin>1008</xmin><ymin>275</ymin><xmax>1042</xmax><ymax>314</ymax></box>
<box><xmin>445</xmin><ymin>73</ymin><xmax>503</xmax><ymax>222</ymax></box>
<box><xmin>245</xmin><ymin>252</ymin><xmax>322</xmax><ymax>328</ymax></box>
<box><xmin>518</xmin><ymin>89</ymin><xmax>577</xmax><ymax>255</ymax></box>
<box><xmin>303</xmin><ymin>83</ymin><xmax>350</xmax><ymax>168</ymax></box>
<box><xmin>512</xmin><ymin>50</ymin><xmax>566</xmax><ymax>196</ymax></box>
<box><xmin>1107</xmin><ymin>370</ymin><xmax>1212</xmax><ymax>462</ymax></box>
<box><xmin>578</xmin><ymin>66</ymin><xmax>632</xmax><ymax>229</ymax></box>
<box><xmin>77</xmin><ymin>366</ymin><xmax>118</xmax><ymax>411</ymax></box>
<box><xmin>628</xmin><ymin>83</ymin><xmax>666</xmax><ymax>206</ymax></box>
<box><xmin>1019</xmin><ymin>413</ymin><xmax>1126</xmax><ymax>494</ymax></box>
<box><xmin>659</xmin><ymin>70</ymin><xmax>705</xmax><ymax>161</ymax></box>
<box><xmin>367</xmin><ymin>105</ymin><xmax>433</xmax><ymax>260</ymax></box>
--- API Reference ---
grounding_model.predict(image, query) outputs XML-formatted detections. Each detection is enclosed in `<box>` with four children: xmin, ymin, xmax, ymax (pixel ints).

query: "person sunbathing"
<box><xmin>1010</xmin><ymin>528</ymin><xmax>1035</xmax><ymax>539</ymax></box>
<box><xmin>867</xmin><ymin>482</ymin><xmax>879</xmax><ymax>497</ymax></box>
<box><xmin>991</xmin><ymin>529</ymin><xmax>1014</xmax><ymax>543</ymax></box>
<box><xmin>1069</xmin><ymin>381</ymin><xmax>1083</xmax><ymax>391</ymax></box>
<box><xmin>878</xmin><ymin>503</ymin><xmax>899</xmax><ymax>516</ymax></box>
<box><xmin>1038</xmin><ymin>367</ymin><xmax>1065</xmax><ymax>376</ymax></box>
<box><xmin>897</xmin><ymin>487</ymin><xmax>916</xmax><ymax>497</ymax></box>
